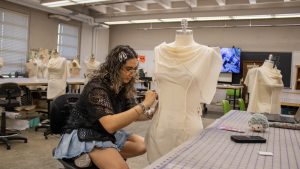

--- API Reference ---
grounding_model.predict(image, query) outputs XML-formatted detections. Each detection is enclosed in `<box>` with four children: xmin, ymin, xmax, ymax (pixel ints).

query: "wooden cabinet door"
<box><xmin>242</xmin><ymin>60</ymin><xmax>263</xmax><ymax>103</ymax></box>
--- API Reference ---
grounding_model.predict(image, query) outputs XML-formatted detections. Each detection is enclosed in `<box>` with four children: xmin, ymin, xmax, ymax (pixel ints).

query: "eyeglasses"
<box><xmin>122</xmin><ymin>66</ymin><xmax>138</xmax><ymax>75</ymax></box>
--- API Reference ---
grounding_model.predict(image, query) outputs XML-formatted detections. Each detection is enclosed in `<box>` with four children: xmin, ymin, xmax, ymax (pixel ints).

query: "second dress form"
<box><xmin>84</xmin><ymin>55</ymin><xmax>100</xmax><ymax>83</ymax></box>
<box><xmin>244</xmin><ymin>60</ymin><xmax>283</xmax><ymax>114</ymax></box>
<box><xmin>69</xmin><ymin>59</ymin><xmax>81</xmax><ymax>91</ymax></box>
<box><xmin>47</xmin><ymin>52</ymin><xmax>67</xmax><ymax>99</ymax></box>
<box><xmin>145</xmin><ymin>30</ymin><xmax>222</xmax><ymax>163</ymax></box>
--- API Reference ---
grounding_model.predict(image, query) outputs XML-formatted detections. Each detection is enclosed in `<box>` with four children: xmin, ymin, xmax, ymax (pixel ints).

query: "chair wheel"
<box><xmin>7</xmin><ymin>146</ymin><xmax>11</xmax><ymax>150</ymax></box>
<box><xmin>24</xmin><ymin>140</ymin><xmax>28</xmax><ymax>143</ymax></box>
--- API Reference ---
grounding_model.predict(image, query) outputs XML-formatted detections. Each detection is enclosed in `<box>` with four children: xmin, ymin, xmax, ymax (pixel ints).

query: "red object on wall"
<box><xmin>139</xmin><ymin>55</ymin><xmax>145</xmax><ymax>63</ymax></box>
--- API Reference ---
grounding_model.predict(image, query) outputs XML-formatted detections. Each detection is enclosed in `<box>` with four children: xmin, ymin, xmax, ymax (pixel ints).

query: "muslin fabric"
<box><xmin>84</xmin><ymin>58</ymin><xmax>100</xmax><ymax>83</ymax></box>
<box><xmin>145</xmin><ymin>42</ymin><xmax>222</xmax><ymax>163</ymax></box>
<box><xmin>47</xmin><ymin>56</ymin><xmax>67</xmax><ymax>99</ymax></box>
<box><xmin>244</xmin><ymin>61</ymin><xmax>283</xmax><ymax>114</ymax></box>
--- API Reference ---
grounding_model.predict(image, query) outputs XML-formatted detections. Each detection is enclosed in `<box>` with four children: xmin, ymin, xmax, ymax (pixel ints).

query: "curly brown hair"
<box><xmin>91</xmin><ymin>45</ymin><xmax>138</xmax><ymax>98</ymax></box>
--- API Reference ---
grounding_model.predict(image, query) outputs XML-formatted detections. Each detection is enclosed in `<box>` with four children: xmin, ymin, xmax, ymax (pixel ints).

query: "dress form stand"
<box><xmin>84</xmin><ymin>54</ymin><xmax>100</xmax><ymax>83</ymax></box>
<box><xmin>69</xmin><ymin>57</ymin><xmax>81</xmax><ymax>92</ymax></box>
<box><xmin>145</xmin><ymin>19</ymin><xmax>223</xmax><ymax>163</ymax></box>
<box><xmin>244</xmin><ymin>53</ymin><xmax>283</xmax><ymax>114</ymax></box>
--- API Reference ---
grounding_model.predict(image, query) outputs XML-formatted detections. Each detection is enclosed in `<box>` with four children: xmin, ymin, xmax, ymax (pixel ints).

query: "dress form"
<box><xmin>69</xmin><ymin>58</ymin><xmax>81</xmax><ymax>91</ymax></box>
<box><xmin>37</xmin><ymin>49</ymin><xmax>49</xmax><ymax>79</ymax></box>
<box><xmin>244</xmin><ymin>55</ymin><xmax>283</xmax><ymax>114</ymax></box>
<box><xmin>84</xmin><ymin>54</ymin><xmax>100</xmax><ymax>83</ymax></box>
<box><xmin>25</xmin><ymin>58</ymin><xmax>38</xmax><ymax>78</ymax></box>
<box><xmin>145</xmin><ymin>21</ymin><xmax>223</xmax><ymax>163</ymax></box>
<box><xmin>47</xmin><ymin>51</ymin><xmax>67</xmax><ymax>99</ymax></box>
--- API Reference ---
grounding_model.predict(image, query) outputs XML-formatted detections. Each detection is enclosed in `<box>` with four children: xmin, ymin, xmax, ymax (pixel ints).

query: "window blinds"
<box><xmin>57</xmin><ymin>23</ymin><xmax>79</xmax><ymax>60</ymax></box>
<box><xmin>0</xmin><ymin>8</ymin><xmax>28</xmax><ymax>75</ymax></box>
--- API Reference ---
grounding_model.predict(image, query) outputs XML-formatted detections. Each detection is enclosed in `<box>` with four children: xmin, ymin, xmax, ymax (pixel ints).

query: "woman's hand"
<box><xmin>142</xmin><ymin>90</ymin><xmax>157</xmax><ymax>108</ymax></box>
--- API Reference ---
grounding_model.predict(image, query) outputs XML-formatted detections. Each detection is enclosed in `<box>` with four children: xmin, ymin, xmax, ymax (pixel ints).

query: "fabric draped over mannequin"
<box><xmin>244</xmin><ymin>61</ymin><xmax>283</xmax><ymax>114</ymax></box>
<box><xmin>145</xmin><ymin>42</ymin><xmax>222</xmax><ymax>163</ymax></box>
<box><xmin>69</xmin><ymin>59</ymin><xmax>81</xmax><ymax>91</ymax></box>
<box><xmin>25</xmin><ymin>59</ymin><xmax>38</xmax><ymax>78</ymax></box>
<box><xmin>47</xmin><ymin>56</ymin><xmax>67</xmax><ymax>99</ymax></box>
<box><xmin>84</xmin><ymin>58</ymin><xmax>100</xmax><ymax>83</ymax></box>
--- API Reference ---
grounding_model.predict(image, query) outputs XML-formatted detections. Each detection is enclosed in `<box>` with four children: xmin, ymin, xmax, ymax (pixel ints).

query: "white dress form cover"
<box><xmin>25</xmin><ymin>59</ymin><xmax>38</xmax><ymax>78</ymax></box>
<box><xmin>36</xmin><ymin>50</ymin><xmax>49</xmax><ymax>79</ymax></box>
<box><xmin>84</xmin><ymin>56</ymin><xmax>100</xmax><ymax>82</ymax></box>
<box><xmin>244</xmin><ymin>60</ymin><xmax>283</xmax><ymax>114</ymax></box>
<box><xmin>69</xmin><ymin>59</ymin><xmax>81</xmax><ymax>90</ymax></box>
<box><xmin>145</xmin><ymin>32</ymin><xmax>222</xmax><ymax>163</ymax></box>
<box><xmin>47</xmin><ymin>54</ymin><xmax>67</xmax><ymax>99</ymax></box>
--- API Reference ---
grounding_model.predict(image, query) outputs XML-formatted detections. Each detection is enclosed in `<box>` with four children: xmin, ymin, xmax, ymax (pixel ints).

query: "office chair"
<box><xmin>49</xmin><ymin>93</ymin><xmax>98</xmax><ymax>169</ymax></box>
<box><xmin>0</xmin><ymin>83</ymin><xmax>28</xmax><ymax>150</ymax></box>
<box><xmin>238</xmin><ymin>98</ymin><xmax>246</xmax><ymax>111</ymax></box>
<box><xmin>222</xmin><ymin>100</ymin><xmax>231</xmax><ymax>114</ymax></box>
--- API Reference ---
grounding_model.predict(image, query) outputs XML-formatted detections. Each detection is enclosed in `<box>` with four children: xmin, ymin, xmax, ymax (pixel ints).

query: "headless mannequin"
<box><xmin>69</xmin><ymin>57</ymin><xmax>81</xmax><ymax>91</ymax></box>
<box><xmin>37</xmin><ymin>49</ymin><xmax>49</xmax><ymax>79</ymax></box>
<box><xmin>47</xmin><ymin>50</ymin><xmax>67</xmax><ymax>99</ymax></box>
<box><xmin>145</xmin><ymin>24</ymin><xmax>222</xmax><ymax>163</ymax></box>
<box><xmin>84</xmin><ymin>54</ymin><xmax>100</xmax><ymax>83</ymax></box>
<box><xmin>25</xmin><ymin>58</ymin><xmax>38</xmax><ymax>78</ymax></box>
<box><xmin>244</xmin><ymin>54</ymin><xmax>283</xmax><ymax>114</ymax></box>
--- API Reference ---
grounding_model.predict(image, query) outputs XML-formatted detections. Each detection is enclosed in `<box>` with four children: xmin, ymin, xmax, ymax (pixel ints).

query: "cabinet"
<box><xmin>242</xmin><ymin>60</ymin><xmax>263</xmax><ymax>102</ymax></box>
<box><xmin>294</xmin><ymin>65</ymin><xmax>300</xmax><ymax>90</ymax></box>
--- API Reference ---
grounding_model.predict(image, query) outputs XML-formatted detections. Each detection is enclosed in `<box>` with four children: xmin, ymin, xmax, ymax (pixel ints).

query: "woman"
<box><xmin>54</xmin><ymin>45</ymin><xmax>157</xmax><ymax>169</ymax></box>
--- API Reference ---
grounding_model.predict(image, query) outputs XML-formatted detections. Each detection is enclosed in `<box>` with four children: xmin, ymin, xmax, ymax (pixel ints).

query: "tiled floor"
<box><xmin>0</xmin><ymin>104</ymin><xmax>223</xmax><ymax>169</ymax></box>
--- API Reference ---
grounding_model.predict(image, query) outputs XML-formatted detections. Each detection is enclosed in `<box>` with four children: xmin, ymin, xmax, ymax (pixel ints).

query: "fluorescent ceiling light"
<box><xmin>195</xmin><ymin>16</ymin><xmax>231</xmax><ymax>21</ymax></box>
<box><xmin>131</xmin><ymin>19</ymin><xmax>161</xmax><ymax>23</ymax></box>
<box><xmin>232</xmin><ymin>15</ymin><xmax>272</xmax><ymax>20</ymax></box>
<box><xmin>160</xmin><ymin>18</ymin><xmax>193</xmax><ymax>22</ymax></box>
<box><xmin>103</xmin><ymin>13</ymin><xmax>300</xmax><ymax>25</ymax></box>
<box><xmin>274</xmin><ymin>13</ymin><xmax>300</xmax><ymax>18</ymax></box>
<box><xmin>41</xmin><ymin>0</ymin><xmax>75</xmax><ymax>7</ymax></box>
<box><xmin>105</xmin><ymin>21</ymin><xmax>132</xmax><ymax>25</ymax></box>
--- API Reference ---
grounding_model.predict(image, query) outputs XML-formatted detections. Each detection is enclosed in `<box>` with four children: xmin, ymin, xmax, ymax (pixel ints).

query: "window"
<box><xmin>0</xmin><ymin>8</ymin><xmax>28</xmax><ymax>75</ymax></box>
<box><xmin>57</xmin><ymin>23</ymin><xmax>79</xmax><ymax>60</ymax></box>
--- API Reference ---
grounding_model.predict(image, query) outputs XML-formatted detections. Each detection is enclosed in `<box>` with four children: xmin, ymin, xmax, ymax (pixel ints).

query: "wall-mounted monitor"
<box><xmin>220</xmin><ymin>47</ymin><xmax>241</xmax><ymax>73</ymax></box>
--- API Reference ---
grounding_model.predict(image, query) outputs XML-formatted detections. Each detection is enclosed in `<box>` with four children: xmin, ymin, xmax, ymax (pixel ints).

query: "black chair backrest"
<box><xmin>0</xmin><ymin>82</ymin><xmax>21</xmax><ymax>99</ymax></box>
<box><xmin>50</xmin><ymin>94</ymin><xmax>80</xmax><ymax>134</ymax></box>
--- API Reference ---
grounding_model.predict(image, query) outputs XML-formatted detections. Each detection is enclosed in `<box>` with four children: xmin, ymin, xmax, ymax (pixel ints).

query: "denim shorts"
<box><xmin>54</xmin><ymin>129</ymin><xmax>131</xmax><ymax>159</ymax></box>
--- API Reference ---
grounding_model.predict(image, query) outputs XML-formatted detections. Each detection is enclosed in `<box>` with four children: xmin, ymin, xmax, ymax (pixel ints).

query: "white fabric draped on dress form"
<box><xmin>84</xmin><ymin>58</ymin><xmax>100</xmax><ymax>83</ymax></box>
<box><xmin>145</xmin><ymin>42</ymin><xmax>222</xmax><ymax>163</ymax></box>
<box><xmin>47</xmin><ymin>56</ymin><xmax>67</xmax><ymax>99</ymax></box>
<box><xmin>244</xmin><ymin>60</ymin><xmax>283</xmax><ymax>114</ymax></box>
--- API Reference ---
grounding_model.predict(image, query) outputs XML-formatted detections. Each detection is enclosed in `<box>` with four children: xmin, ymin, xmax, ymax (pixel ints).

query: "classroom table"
<box><xmin>145</xmin><ymin>110</ymin><xmax>300</xmax><ymax>169</ymax></box>
<box><xmin>0</xmin><ymin>77</ymin><xmax>85</xmax><ymax>86</ymax></box>
<box><xmin>217</xmin><ymin>84</ymin><xmax>244</xmax><ymax>109</ymax></box>
<box><xmin>280</xmin><ymin>90</ymin><xmax>300</xmax><ymax>107</ymax></box>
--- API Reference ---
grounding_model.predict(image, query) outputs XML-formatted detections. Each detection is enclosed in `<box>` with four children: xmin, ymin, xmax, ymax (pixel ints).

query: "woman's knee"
<box><xmin>135</xmin><ymin>142</ymin><xmax>146</xmax><ymax>155</ymax></box>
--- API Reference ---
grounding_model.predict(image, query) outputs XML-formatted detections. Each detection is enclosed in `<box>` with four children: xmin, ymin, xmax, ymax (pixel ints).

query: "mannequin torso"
<box><xmin>146</xmin><ymin>30</ymin><xmax>223</xmax><ymax>163</ymax></box>
<box><xmin>244</xmin><ymin>59</ymin><xmax>283</xmax><ymax>114</ymax></box>
<box><xmin>47</xmin><ymin>52</ymin><xmax>67</xmax><ymax>99</ymax></box>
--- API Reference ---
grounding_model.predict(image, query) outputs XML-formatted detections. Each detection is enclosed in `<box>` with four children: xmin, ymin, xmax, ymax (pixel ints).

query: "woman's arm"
<box><xmin>100</xmin><ymin>90</ymin><xmax>157</xmax><ymax>133</ymax></box>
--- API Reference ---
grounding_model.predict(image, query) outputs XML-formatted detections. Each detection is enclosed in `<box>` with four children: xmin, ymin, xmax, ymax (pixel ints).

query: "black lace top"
<box><xmin>63</xmin><ymin>78</ymin><xmax>136</xmax><ymax>142</ymax></box>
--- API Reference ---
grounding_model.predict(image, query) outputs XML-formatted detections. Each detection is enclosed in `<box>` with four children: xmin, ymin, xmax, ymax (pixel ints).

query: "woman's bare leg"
<box><xmin>120</xmin><ymin>134</ymin><xmax>146</xmax><ymax>159</ymax></box>
<box><xmin>89</xmin><ymin>148</ymin><xmax>128</xmax><ymax>169</ymax></box>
